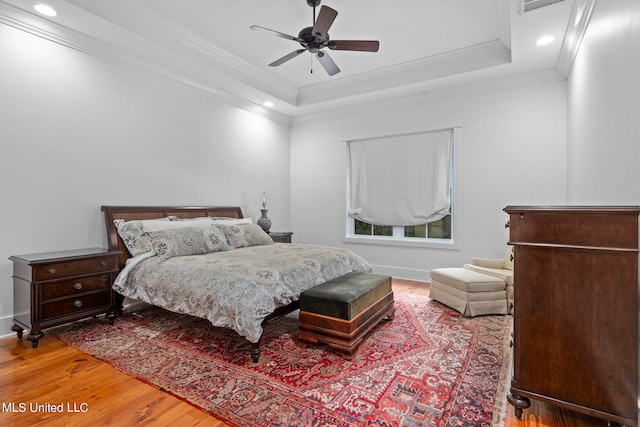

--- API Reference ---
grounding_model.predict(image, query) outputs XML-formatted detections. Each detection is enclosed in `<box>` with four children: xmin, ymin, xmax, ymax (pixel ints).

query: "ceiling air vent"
<box><xmin>521</xmin><ymin>0</ymin><xmax>566</xmax><ymax>14</ymax></box>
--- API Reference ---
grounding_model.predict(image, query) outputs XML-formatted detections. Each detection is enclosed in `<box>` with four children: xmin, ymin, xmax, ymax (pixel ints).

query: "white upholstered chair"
<box><xmin>463</xmin><ymin>246</ymin><xmax>514</xmax><ymax>314</ymax></box>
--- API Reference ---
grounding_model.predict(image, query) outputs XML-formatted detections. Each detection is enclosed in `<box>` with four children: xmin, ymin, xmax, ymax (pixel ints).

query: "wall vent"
<box><xmin>521</xmin><ymin>0</ymin><xmax>566</xmax><ymax>14</ymax></box>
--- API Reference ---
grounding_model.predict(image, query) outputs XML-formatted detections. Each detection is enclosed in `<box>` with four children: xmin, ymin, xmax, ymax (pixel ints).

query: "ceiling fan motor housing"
<box><xmin>298</xmin><ymin>26</ymin><xmax>329</xmax><ymax>53</ymax></box>
<box><xmin>307</xmin><ymin>0</ymin><xmax>321</xmax><ymax>7</ymax></box>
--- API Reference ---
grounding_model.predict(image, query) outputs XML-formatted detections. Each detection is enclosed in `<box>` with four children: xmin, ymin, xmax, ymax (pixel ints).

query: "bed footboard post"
<box><xmin>250</xmin><ymin>342</ymin><xmax>261</xmax><ymax>363</ymax></box>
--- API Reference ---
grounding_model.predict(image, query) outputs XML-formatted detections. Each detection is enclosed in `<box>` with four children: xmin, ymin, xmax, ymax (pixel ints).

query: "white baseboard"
<box><xmin>121</xmin><ymin>300</ymin><xmax>149</xmax><ymax>312</ymax></box>
<box><xmin>1</xmin><ymin>314</ymin><xmax>14</xmax><ymax>339</ymax></box>
<box><xmin>370</xmin><ymin>264</ymin><xmax>429</xmax><ymax>282</ymax></box>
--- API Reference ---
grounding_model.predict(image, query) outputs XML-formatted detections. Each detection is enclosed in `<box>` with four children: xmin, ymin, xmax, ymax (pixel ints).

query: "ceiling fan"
<box><xmin>250</xmin><ymin>0</ymin><xmax>379</xmax><ymax>76</ymax></box>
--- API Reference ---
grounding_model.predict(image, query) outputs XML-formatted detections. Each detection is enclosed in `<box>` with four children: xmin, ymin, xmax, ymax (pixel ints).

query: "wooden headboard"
<box><xmin>101</xmin><ymin>205</ymin><xmax>244</xmax><ymax>269</ymax></box>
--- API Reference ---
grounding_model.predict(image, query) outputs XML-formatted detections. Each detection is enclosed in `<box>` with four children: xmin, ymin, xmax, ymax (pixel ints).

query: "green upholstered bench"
<box><xmin>298</xmin><ymin>272</ymin><xmax>395</xmax><ymax>359</ymax></box>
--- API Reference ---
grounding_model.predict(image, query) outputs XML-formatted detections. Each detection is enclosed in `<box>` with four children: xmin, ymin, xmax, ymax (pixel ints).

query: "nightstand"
<box><xmin>269</xmin><ymin>232</ymin><xmax>293</xmax><ymax>243</ymax></box>
<box><xmin>10</xmin><ymin>247</ymin><xmax>121</xmax><ymax>348</ymax></box>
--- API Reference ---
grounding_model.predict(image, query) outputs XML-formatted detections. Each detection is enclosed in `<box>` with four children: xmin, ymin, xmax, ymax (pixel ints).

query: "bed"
<box><xmin>101</xmin><ymin>205</ymin><xmax>372</xmax><ymax>362</ymax></box>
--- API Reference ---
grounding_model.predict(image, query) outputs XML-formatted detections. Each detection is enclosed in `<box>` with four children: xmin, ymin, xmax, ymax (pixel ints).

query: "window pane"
<box><xmin>404</xmin><ymin>225</ymin><xmax>427</xmax><ymax>238</ymax></box>
<box><xmin>355</xmin><ymin>219</ymin><xmax>372</xmax><ymax>235</ymax></box>
<box><xmin>427</xmin><ymin>215</ymin><xmax>451</xmax><ymax>239</ymax></box>
<box><xmin>373</xmin><ymin>225</ymin><xmax>393</xmax><ymax>236</ymax></box>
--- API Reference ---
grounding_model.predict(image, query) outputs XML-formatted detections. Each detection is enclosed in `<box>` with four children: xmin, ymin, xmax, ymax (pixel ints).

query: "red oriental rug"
<box><xmin>51</xmin><ymin>292</ymin><xmax>512</xmax><ymax>427</ymax></box>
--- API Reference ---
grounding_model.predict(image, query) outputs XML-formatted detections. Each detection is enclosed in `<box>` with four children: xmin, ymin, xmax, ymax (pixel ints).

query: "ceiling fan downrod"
<box><xmin>307</xmin><ymin>0</ymin><xmax>320</xmax><ymax>26</ymax></box>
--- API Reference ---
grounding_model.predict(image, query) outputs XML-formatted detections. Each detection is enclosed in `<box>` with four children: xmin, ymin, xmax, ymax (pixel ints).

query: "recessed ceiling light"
<box><xmin>34</xmin><ymin>4</ymin><xmax>57</xmax><ymax>17</ymax></box>
<box><xmin>536</xmin><ymin>35</ymin><xmax>555</xmax><ymax>46</ymax></box>
<box><xmin>263</xmin><ymin>101</ymin><xmax>274</xmax><ymax>107</ymax></box>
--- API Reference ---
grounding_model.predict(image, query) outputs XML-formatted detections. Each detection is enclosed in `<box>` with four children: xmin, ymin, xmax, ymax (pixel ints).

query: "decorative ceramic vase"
<box><xmin>257</xmin><ymin>209</ymin><xmax>271</xmax><ymax>233</ymax></box>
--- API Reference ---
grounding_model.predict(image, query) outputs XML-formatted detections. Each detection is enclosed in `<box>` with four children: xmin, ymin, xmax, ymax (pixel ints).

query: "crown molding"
<box><xmin>291</xmin><ymin>68</ymin><xmax>565</xmax><ymax>126</ymax></box>
<box><xmin>297</xmin><ymin>40</ymin><xmax>512</xmax><ymax>106</ymax></box>
<box><xmin>0</xmin><ymin>1</ymin><xmax>292</xmax><ymax>125</ymax></box>
<box><xmin>557</xmin><ymin>0</ymin><xmax>595</xmax><ymax>78</ymax></box>
<box><xmin>60</xmin><ymin>0</ymin><xmax>299</xmax><ymax>106</ymax></box>
<box><xmin>1</xmin><ymin>0</ymin><xmax>579</xmax><ymax>127</ymax></box>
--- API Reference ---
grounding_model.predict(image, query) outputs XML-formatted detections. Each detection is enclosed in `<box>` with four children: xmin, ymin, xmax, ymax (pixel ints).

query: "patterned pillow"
<box><xmin>162</xmin><ymin>218</ymin><xmax>230</xmax><ymax>252</ymax></box>
<box><xmin>202</xmin><ymin>226</ymin><xmax>230</xmax><ymax>253</ymax></box>
<box><xmin>113</xmin><ymin>217</ymin><xmax>173</xmax><ymax>256</ymax></box>
<box><xmin>220</xmin><ymin>223</ymin><xmax>273</xmax><ymax>249</ymax></box>
<box><xmin>149</xmin><ymin>227</ymin><xmax>208</xmax><ymax>260</ymax></box>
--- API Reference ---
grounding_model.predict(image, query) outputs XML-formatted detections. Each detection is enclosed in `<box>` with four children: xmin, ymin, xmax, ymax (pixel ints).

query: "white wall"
<box><xmin>566</xmin><ymin>0</ymin><xmax>640</xmax><ymax>417</ymax></box>
<box><xmin>0</xmin><ymin>24</ymin><xmax>291</xmax><ymax>335</ymax></box>
<box><xmin>290</xmin><ymin>81</ymin><xmax>568</xmax><ymax>280</ymax></box>
<box><xmin>567</xmin><ymin>0</ymin><xmax>640</xmax><ymax>203</ymax></box>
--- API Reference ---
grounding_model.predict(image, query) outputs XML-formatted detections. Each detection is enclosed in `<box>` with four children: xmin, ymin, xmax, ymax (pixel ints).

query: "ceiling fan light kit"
<box><xmin>251</xmin><ymin>0</ymin><xmax>380</xmax><ymax>76</ymax></box>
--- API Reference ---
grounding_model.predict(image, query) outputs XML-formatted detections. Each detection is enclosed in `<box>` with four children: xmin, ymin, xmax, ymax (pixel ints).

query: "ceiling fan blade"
<box><xmin>328</xmin><ymin>40</ymin><xmax>380</xmax><ymax>52</ymax></box>
<box><xmin>269</xmin><ymin>49</ymin><xmax>306</xmax><ymax>67</ymax></box>
<box><xmin>316</xmin><ymin>51</ymin><xmax>340</xmax><ymax>76</ymax></box>
<box><xmin>312</xmin><ymin>5</ymin><xmax>338</xmax><ymax>38</ymax></box>
<box><xmin>250</xmin><ymin>25</ymin><xmax>302</xmax><ymax>42</ymax></box>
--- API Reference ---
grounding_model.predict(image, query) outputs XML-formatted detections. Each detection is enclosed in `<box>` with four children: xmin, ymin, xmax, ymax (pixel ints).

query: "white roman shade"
<box><xmin>348</xmin><ymin>129</ymin><xmax>453</xmax><ymax>226</ymax></box>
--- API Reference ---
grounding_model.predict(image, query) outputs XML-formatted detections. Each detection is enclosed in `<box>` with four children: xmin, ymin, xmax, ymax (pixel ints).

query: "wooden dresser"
<box><xmin>10</xmin><ymin>248</ymin><xmax>121</xmax><ymax>348</ymax></box>
<box><xmin>504</xmin><ymin>206</ymin><xmax>639</xmax><ymax>427</ymax></box>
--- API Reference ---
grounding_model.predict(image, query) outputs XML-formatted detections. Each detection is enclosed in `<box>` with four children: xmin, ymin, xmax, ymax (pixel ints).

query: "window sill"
<box><xmin>343</xmin><ymin>236</ymin><xmax>459</xmax><ymax>250</ymax></box>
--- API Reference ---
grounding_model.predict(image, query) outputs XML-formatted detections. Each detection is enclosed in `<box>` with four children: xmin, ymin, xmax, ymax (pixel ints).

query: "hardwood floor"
<box><xmin>0</xmin><ymin>279</ymin><xmax>612</xmax><ymax>426</ymax></box>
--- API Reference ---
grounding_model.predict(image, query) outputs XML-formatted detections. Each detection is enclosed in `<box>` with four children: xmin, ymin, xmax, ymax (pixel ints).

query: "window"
<box><xmin>351</xmin><ymin>204</ymin><xmax>452</xmax><ymax>241</ymax></box>
<box><xmin>346</xmin><ymin>128</ymin><xmax>458</xmax><ymax>245</ymax></box>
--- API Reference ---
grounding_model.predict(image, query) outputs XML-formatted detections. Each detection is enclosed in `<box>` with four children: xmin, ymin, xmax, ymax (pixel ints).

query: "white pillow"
<box><xmin>210</xmin><ymin>217</ymin><xmax>253</xmax><ymax>225</ymax></box>
<box><xmin>146</xmin><ymin>217</ymin><xmax>215</xmax><ymax>231</ymax></box>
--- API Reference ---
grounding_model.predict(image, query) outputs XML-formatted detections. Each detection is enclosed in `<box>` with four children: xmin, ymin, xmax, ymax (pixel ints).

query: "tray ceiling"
<box><xmin>0</xmin><ymin>0</ymin><xmax>593</xmax><ymax>122</ymax></box>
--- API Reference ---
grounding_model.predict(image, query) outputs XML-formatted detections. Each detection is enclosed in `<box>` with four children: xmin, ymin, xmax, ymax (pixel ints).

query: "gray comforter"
<box><xmin>113</xmin><ymin>243</ymin><xmax>371</xmax><ymax>343</ymax></box>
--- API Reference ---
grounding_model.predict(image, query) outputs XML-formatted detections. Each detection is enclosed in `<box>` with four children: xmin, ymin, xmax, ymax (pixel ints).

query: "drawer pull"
<box><xmin>73</xmin><ymin>300</ymin><xmax>83</xmax><ymax>308</ymax></box>
<box><xmin>73</xmin><ymin>282</ymin><xmax>83</xmax><ymax>290</ymax></box>
<box><xmin>48</xmin><ymin>268</ymin><xmax>56</xmax><ymax>274</ymax></box>
<box><xmin>101</xmin><ymin>261</ymin><xmax>107</xmax><ymax>267</ymax></box>
<box><xmin>504</xmin><ymin>221</ymin><xmax>510</xmax><ymax>229</ymax></box>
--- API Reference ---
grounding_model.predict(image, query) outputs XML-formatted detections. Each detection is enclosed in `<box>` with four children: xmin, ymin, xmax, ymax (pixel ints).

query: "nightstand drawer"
<box><xmin>41</xmin><ymin>291</ymin><xmax>110</xmax><ymax>319</ymax></box>
<box><xmin>269</xmin><ymin>232</ymin><xmax>293</xmax><ymax>243</ymax></box>
<box><xmin>41</xmin><ymin>274</ymin><xmax>110</xmax><ymax>300</ymax></box>
<box><xmin>34</xmin><ymin>255</ymin><xmax>118</xmax><ymax>281</ymax></box>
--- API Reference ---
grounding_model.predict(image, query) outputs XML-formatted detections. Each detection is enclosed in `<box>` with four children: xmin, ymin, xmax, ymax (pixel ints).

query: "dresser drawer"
<box><xmin>508</xmin><ymin>208</ymin><xmax>639</xmax><ymax>249</ymax></box>
<box><xmin>41</xmin><ymin>274</ymin><xmax>110</xmax><ymax>300</ymax></box>
<box><xmin>34</xmin><ymin>255</ymin><xmax>118</xmax><ymax>281</ymax></box>
<box><xmin>41</xmin><ymin>291</ymin><xmax>110</xmax><ymax>320</ymax></box>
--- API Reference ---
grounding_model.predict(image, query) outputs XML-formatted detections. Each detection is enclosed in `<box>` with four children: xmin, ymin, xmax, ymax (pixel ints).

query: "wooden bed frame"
<box><xmin>101</xmin><ymin>205</ymin><xmax>300</xmax><ymax>362</ymax></box>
